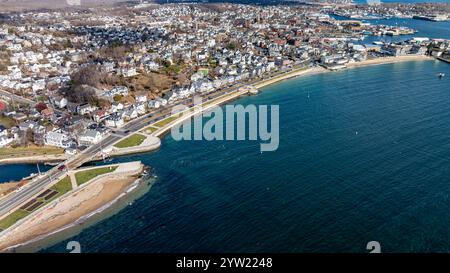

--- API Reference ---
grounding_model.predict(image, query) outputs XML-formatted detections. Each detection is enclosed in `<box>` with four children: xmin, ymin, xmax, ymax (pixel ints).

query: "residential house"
<box><xmin>41</xmin><ymin>108</ymin><xmax>54</xmax><ymax>119</ymax></box>
<box><xmin>64</xmin><ymin>116</ymin><xmax>89</xmax><ymax>139</ymax></box>
<box><xmin>111</xmin><ymin>102</ymin><xmax>124</xmax><ymax>113</ymax></box>
<box><xmin>78</xmin><ymin>104</ymin><xmax>98</xmax><ymax>116</ymax></box>
<box><xmin>78</xmin><ymin>129</ymin><xmax>105</xmax><ymax>146</ymax></box>
<box><xmin>28</xmin><ymin>109</ymin><xmax>41</xmax><ymax>119</ymax></box>
<box><xmin>67</xmin><ymin>102</ymin><xmax>81</xmax><ymax>113</ymax></box>
<box><xmin>124</xmin><ymin>107</ymin><xmax>138</xmax><ymax>121</ymax></box>
<box><xmin>44</xmin><ymin>131</ymin><xmax>72</xmax><ymax>148</ymax></box>
<box><xmin>0</xmin><ymin>125</ymin><xmax>7</xmax><ymax>137</ymax></box>
<box><xmin>136</xmin><ymin>103</ymin><xmax>147</xmax><ymax>115</ymax></box>
<box><xmin>104</xmin><ymin>114</ymin><xmax>124</xmax><ymax>128</ymax></box>
<box><xmin>0</xmin><ymin>136</ymin><xmax>13</xmax><ymax>148</ymax></box>
<box><xmin>32</xmin><ymin>79</ymin><xmax>46</xmax><ymax>92</ymax></box>
<box><xmin>103</xmin><ymin>86</ymin><xmax>129</xmax><ymax>99</ymax></box>
<box><xmin>52</xmin><ymin>96</ymin><xmax>68</xmax><ymax>108</ymax></box>
<box><xmin>148</xmin><ymin>100</ymin><xmax>161</xmax><ymax>109</ymax></box>
<box><xmin>18</xmin><ymin>121</ymin><xmax>37</xmax><ymax>132</ymax></box>
<box><xmin>93</xmin><ymin>109</ymin><xmax>108</xmax><ymax>123</ymax></box>
<box><xmin>136</xmin><ymin>94</ymin><xmax>148</xmax><ymax>103</ymax></box>
<box><xmin>102</xmin><ymin>62</ymin><xmax>115</xmax><ymax>73</ymax></box>
<box><xmin>33</xmin><ymin>125</ymin><xmax>46</xmax><ymax>146</ymax></box>
<box><xmin>119</xmin><ymin>67</ymin><xmax>138</xmax><ymax>77</ymax></box>
<box><xmin>382</xmin><ymin>44</ymin><xmax>413</xmax><ymax>56</ymax></box>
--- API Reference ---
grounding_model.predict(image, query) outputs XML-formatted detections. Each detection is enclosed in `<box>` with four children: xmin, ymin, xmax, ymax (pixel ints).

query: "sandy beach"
<box><xmin>346</xmin><ymin>55</ymin><xmax>433</xmax><ymax>68</ymax></box>
<box><xmin>0</xmin><ymin>173</ymin><xmax>139</xmax><ymax>252</ymax></box>
<box><xmin>254</xmin><ymin>56</ymin><xmax>432</xmax><ymax>90</ymax></box>
<box><xmin>254</xmin><ymin>66</ymin><xmax>327</xmax><ymax>89</ymax></box>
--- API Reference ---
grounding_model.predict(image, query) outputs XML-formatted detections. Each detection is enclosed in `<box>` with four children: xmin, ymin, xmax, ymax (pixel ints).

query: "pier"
<box><xmin>436</xmin><ymin>57</ymin><xmax>450</xmax><ymax>64</ymax></box>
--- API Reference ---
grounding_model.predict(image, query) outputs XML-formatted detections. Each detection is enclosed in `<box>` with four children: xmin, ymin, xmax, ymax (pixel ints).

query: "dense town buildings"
<box><xmin>0</xmin><ymin>2</ymin><xmax>448</xmax><ymax>152</ymax></box>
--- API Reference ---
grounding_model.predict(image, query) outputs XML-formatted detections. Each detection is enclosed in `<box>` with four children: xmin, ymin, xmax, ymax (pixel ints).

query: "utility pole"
<box><xmin>36</xmin><ymin>163</ymin><xmax>41</xmax><ymax>176</ymax></box>
<box><xmin>100</xmin><ymin>141</ymin><xmax>106</xmax><ymax>162</ymax></box>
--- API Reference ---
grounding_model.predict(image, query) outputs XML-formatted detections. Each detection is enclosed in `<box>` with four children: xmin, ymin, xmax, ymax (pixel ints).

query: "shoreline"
<box><xmin>254</xmin><ymin>56</ymin><xmax>433</xmax><ymax>90</ymax></box>
<box><xmin>144</xmin><ymin>56</ymin><xmax>435</xmax><ymax>144</ymax></box>
<box><xmin>346</xmin><ymin>55</ymin><xmax>433</xmax><ymax>69</ymax></box>
<box><xmin>254</xmin><ymin>66</ymin><xmax>328</xmax><ymax>89</ymax></box>
<box><xmin>0</xmin><ymin>55</ymin><xmax>434</xmax><ymax>168</ymax></box>
<box><xmin>3</xmin><ymin>176</ymin><xmax>154</xmax><ymax>253</ymax></box>
<box><xmin>0</xmin><ymin>163</ymin><xmax>149</xmax><ymax>252</ymax></box>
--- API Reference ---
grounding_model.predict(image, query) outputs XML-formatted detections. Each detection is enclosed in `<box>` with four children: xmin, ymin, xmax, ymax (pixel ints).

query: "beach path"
<box><xmin>68</xmin><ymin>172</ymin><xmax>78</xmax><ymax>190</ymax></box>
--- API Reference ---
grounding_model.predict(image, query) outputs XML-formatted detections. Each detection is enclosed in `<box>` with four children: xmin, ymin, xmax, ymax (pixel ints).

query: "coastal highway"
<box><xmin>0</xmin><ymin>134</ymin><xmax>122</xmax><ymax>218</ymax></box>
<box><xmin>0</xmin><ymin>82</ymin><xmax>247</xmax><ymax>219</ymax></box>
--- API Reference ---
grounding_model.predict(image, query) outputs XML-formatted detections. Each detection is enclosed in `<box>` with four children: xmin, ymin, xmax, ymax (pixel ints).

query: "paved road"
<box><xmin>0</xmin><ymin>134</ymin><xmax>121</xmax><ymax>218</ymax></box>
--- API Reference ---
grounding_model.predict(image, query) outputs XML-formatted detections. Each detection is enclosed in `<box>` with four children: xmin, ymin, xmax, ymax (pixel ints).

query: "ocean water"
<box><xmin>0</xmin><ymin>163</ymin><xmax>50</xmax><ymax>183</ymax></box>
<box><xmin>355</xmin><ymin>0</ymin><xmax>450</xmax><ymax>3</ymax></box>
<box><xmin>331</xmin><ymin>16</ymin><xmax>450</xmax><ymax>43</ymax></box>
<box><xmin>363</xmin><ymin>18</ymin><xmax>450</xmax><ymax>41</ymax></box>
<box><xmin>41</xmin><ymin>59</ymin><xmax>450</xmax><ymax>253</ymax></box>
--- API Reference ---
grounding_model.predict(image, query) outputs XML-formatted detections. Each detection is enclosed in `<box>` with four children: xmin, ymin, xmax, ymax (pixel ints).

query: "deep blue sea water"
<box><xmin>354</xmin><ymin>0</ymin><xmax>449</xmax><ymax>3</ymax></box>
<box><xmin>363</xmin><ymin>17</ymin><xmax>450</xmax><ymax>40</ymax></box>
<box><xmin>0</xmin><ymin>163</ymin><xmax>50</xmax><ymax>183</ymax></box>
<box><xmin>38</xmin><ymin>59</ymin><xmax>450</xmax><ymax>253</ymax></box>
<box><xmin>331</xmin><ymin>16</ymin><xmax>450</xmax><ymax>43</ymax></box>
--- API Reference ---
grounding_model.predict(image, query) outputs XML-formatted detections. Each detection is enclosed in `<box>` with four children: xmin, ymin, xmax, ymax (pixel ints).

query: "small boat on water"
<box><xmin>438</xmin><ymin>73</ymin><xmax>445</xmax><ymax>78</ymax></box>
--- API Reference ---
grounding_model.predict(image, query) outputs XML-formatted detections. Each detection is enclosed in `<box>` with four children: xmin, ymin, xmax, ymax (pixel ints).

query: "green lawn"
<box><xmin>163</xmin><ymin>63</ymin><xmax>186</xmax><ymax>74</ymax></box>
<box><xmin>50</xmin><ymin>176</ymin><xmax>72</xmax><ymax>195</ymax></box>
<box><xmin>75</xmin><ymin>166</ymin><xmax>118</xmax><ymax>186</ymax></box>
<box><xmin>0</xmin><ymin>209</ymin><xmax>30</xmax><ymax>230</ymax></box>
<box><xmin>31</xmin><ymin>176</ymin><xmax>73</xmax><ymax>210</ymax></box>
<box><xmin>114</xmin><ymin>134</ymin><xmax>146</xmax><ymax>149</ymax></box>
<box><xmin>153</xmin><ymin>114</ymin><xmax>180</xmax><ymax>128</ymax></box>
<box><xmin>0</xmin><ymin>145</ymin><xmax>64</xmax><ymax>160</ymax></box>
<box><xmin>0</xmin><ymin>116</ymin><xmax>15</xmax><ymax>129</ymax></box>
<box><xmin>0</xmin><ymin>176</ymin><xmax>73</xmax><ymax>231</ymax></box>
<box><xmin>142</xmin><ymin>126</ymin><xmax>158</xmax><ymax>134</ymax></box>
